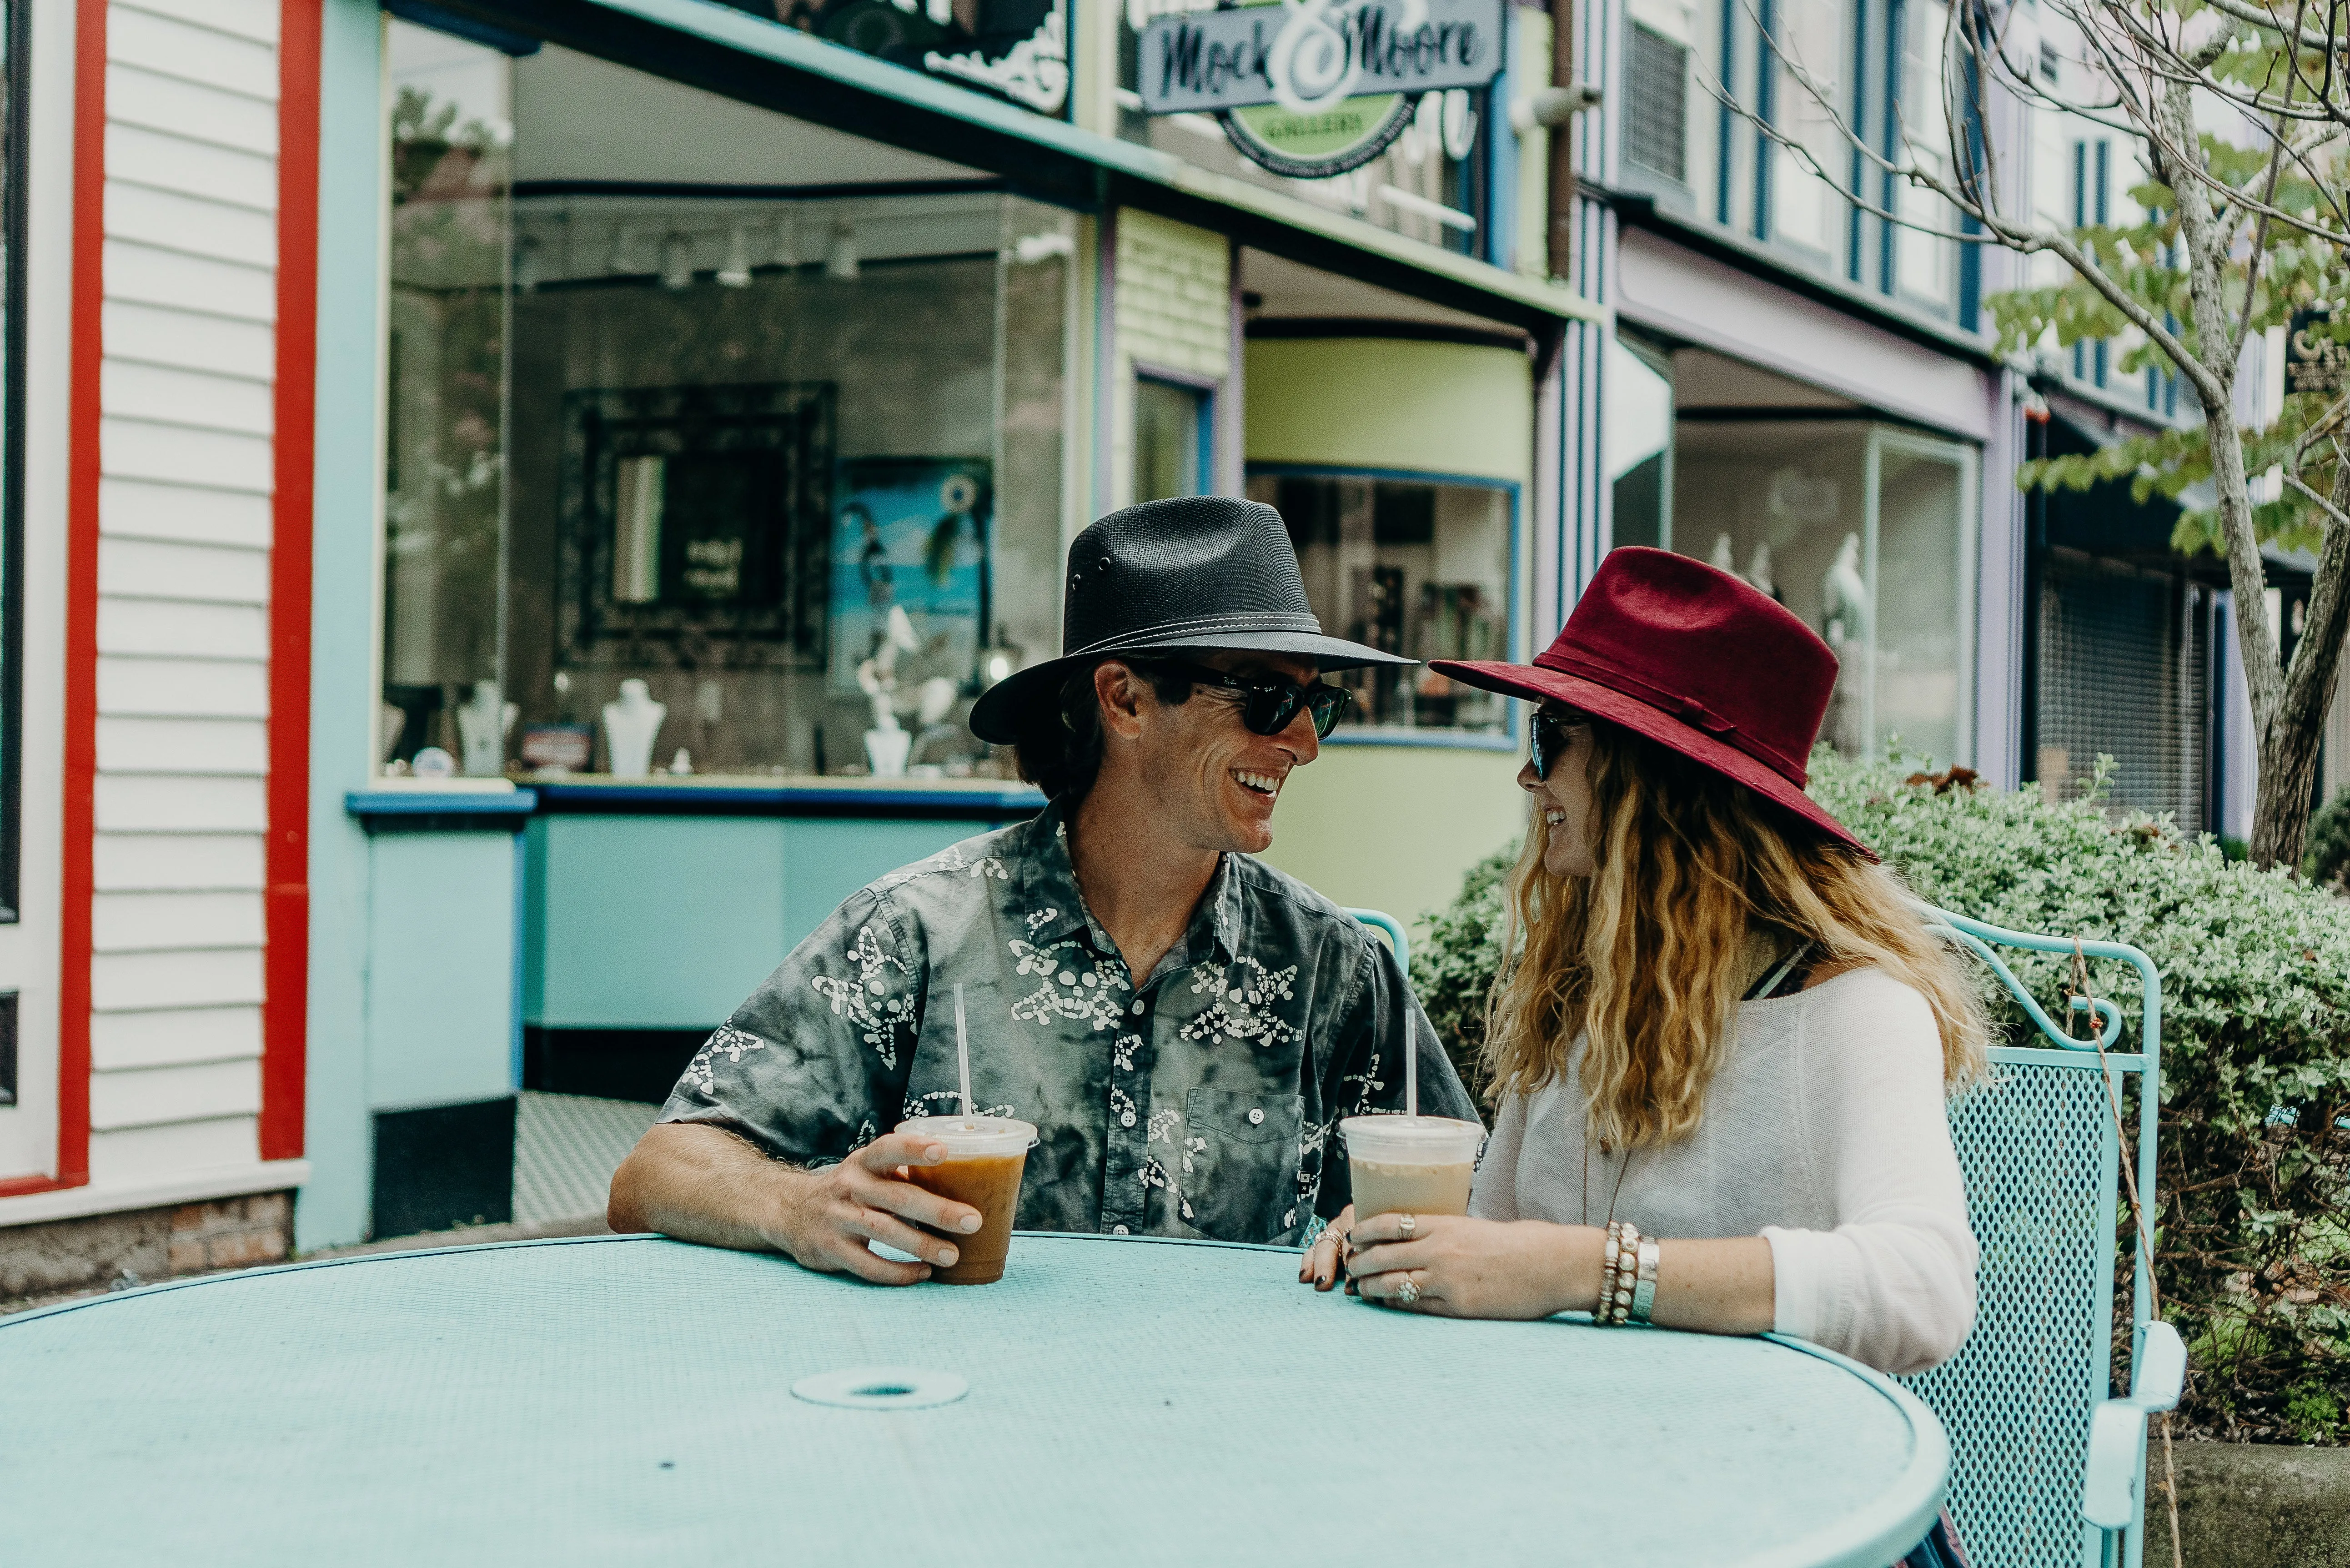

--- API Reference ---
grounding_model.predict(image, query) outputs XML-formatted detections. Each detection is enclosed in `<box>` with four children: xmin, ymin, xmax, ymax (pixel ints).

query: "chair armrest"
<box><xmin>2081</xmin><ymin>1322</ymin><xmax>2187</xmax><ymax>1531</ymax></box>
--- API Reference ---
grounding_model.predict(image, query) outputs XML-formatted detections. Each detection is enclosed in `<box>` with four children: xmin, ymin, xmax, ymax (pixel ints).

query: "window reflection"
<box><xmin>382</xmin><ymin>23</ymin><xmax>1071</xmax><ymax>780</ymax></box>
<box><xmin>1251</xmin><ymin>471</ymin><xmax>1513</xmax><ymax>735</ymax></box>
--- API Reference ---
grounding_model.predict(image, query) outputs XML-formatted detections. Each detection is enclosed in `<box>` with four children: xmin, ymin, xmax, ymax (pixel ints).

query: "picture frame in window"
<box><xmin>825</xmin><ymin>456</ymin><xmax>993</xmax><ymax>700</ymax></box>
<box><xmin>556</xmin><ymin>383</ymin><xmax>836</xmax><ymax>668</ymax></box>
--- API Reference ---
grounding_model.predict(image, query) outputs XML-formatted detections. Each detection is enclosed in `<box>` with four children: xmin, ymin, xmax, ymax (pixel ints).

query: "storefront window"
<box><xmin>1134</xmin><ymin>376</ymin><xmax>1209</xmax><ymax>502</ymax></box>
<box><xmin>382</xmin><ymin>24</ymin><xmax>1073</xmax><ymax>780</ymax></box>
<box><xmin>1671</xmin><ymin>422</ymin><xmax>1975</xmax><ymax>764</ymax></box>
<box><xmin>1248</xmin><ymin>469</ymin><xmax>1514</xmax><ymax>738</ymax></box>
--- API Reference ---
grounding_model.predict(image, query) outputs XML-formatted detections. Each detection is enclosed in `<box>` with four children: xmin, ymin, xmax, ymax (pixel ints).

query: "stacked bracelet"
<box><xmin>1597</xmin><ymin>1221</ymin><xmax>1642</xmax><ymax>1325</ymax></box>
<box><xmin>1629</xmin><ymin>1239</ymin><xmax>1660</xmax><ymax>1325</ymax></box>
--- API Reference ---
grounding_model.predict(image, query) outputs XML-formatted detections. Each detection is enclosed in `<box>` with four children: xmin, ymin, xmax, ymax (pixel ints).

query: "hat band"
<box><xmin>1065</xmin><ymin>610</ymin><xmax>1326</xmax><ymax>658</ymax></box>
<box><xmin>1537</xmin><ymin>645</ymin><xmax>1809</xmax><ymax>785</ymax></box>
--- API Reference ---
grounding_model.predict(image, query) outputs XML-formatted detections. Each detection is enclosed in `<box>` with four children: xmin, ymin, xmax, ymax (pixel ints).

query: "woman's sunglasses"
<box><xmin>1529</xmin><ymin>709</ymin><xmax>1587</xmax><ymax>780</ymax></box>
<box><xmin>1149</xmin><ymin>659</ymin><xmax>1354</xmax><ymax>739</ymax></box>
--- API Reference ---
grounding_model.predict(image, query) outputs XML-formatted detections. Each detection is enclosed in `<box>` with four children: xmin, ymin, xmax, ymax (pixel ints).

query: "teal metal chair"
<box><xmin>1345</xmin><ymin>909</ymin><xmax>1410</xmax><ymax>978</ymax></box>
<box><xmin>1906</xmin><ymin>908</ymin><xmax>2184</xmax><ymax>1568</ymax></box>
<box><xmin>1346</xmin><ymin>904</ymin><xmax>2184</xmax><ymax>1567</ymax></box>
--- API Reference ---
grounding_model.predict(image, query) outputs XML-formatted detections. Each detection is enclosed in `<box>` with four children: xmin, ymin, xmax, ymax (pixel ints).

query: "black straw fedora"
<box><xmin>967</xmin><ymin>496</ymin><xmax>1414</xmax><ymax>745</ymax></box>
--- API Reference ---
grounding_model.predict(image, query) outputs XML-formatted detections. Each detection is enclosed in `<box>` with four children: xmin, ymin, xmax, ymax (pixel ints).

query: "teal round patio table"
<box><xmin>0</xmin><ymin>1233</ymin><xmax>1946</xmax><ymax>1565</ymax></box>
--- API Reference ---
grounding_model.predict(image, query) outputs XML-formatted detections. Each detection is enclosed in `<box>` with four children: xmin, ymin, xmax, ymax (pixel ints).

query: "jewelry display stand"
<box><xmin>603</xmin><ymin>679</ymin><xmax>668</xmax><ymax>779</ymax></box>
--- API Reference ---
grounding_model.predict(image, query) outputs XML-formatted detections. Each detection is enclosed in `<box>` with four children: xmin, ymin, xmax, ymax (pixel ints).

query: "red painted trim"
<box><xmin>261</xmin><ymin>0</ymin><xmax>320</xmax><ymax>1163</ymax></box>
<box><xmin>44</xmin><ymin>0</ymin><xmax>108</xmax><ymax>1194</ymax></box>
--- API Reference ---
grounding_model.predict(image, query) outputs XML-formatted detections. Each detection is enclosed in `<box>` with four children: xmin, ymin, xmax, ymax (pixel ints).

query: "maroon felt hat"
<box><xmin>1431</xmin><ymin>546</ymin><xmax>1869</xmax><ymax>856</ymax></box>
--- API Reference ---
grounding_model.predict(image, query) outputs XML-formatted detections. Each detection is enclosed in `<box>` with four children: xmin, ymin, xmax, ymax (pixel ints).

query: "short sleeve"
<box><xmin>1316</xmin><ymin>934</ymin><xmax>1480</xmax><ymax>1219</ymax></box>
<box><xmin>657</xmin><ymin>886</ymin><xmax>926</xmax><ymax>1166</ymax></box>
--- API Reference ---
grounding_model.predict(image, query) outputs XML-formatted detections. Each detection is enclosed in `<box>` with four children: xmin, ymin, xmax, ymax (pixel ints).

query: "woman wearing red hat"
<box><xmin>1306</xmin><ymin>548</ymin><xmax>1986</xmax><ymax>1383</ymax></box>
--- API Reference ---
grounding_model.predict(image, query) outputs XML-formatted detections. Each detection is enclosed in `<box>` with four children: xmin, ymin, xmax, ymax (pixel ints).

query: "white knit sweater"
<box><xmin>1466</xmin><ymin>966</ymin><xmax>1978</xmax><ymax>1375</ymax></box>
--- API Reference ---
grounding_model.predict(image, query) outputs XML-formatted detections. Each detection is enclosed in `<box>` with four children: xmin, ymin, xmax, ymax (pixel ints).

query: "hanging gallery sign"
<box><xmin>1135</xmin><ymin>0</ymin><xmax>1506</xmax><ymax>177</ymax></box>
<box><xmin>2287</xmin><ymin>307</ymin><xmax>2347</xmax><ymax>396</ymax></box>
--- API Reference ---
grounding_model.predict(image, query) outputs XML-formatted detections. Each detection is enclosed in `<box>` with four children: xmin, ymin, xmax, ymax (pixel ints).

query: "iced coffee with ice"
<box><xmin>897</xmin><ymin>1115</ymin><xmax>1035</xmax><ymax>1284</ymax></box>
<box><xmin>1340</xmin><ymin>1115</ymin><xmax>1484</xmax><ymax>1219</ymax></box>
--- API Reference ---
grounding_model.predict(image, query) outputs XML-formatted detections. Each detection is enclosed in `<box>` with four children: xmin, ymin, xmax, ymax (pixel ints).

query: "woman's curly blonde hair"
<box><xmin>1483</xmin><ymin>717</ymin><xmax>1986</xmax><ymax>1150</ymax></box>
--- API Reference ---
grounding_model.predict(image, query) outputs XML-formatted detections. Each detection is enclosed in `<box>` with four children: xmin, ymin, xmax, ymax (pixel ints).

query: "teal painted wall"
<box><xmin>298</xmin><ymin>0</ymin><xmax>385</xmax><ymax>1252</ymax></box>
<box><xmin>366</xmin><ymin>834</ymin><xmax>519</xmax><ymax>1110</ymax></box>
<box><xmin>528</xmin><ymin>817</ymin><xmax>997</xmax><ymax>1029</ymax></box>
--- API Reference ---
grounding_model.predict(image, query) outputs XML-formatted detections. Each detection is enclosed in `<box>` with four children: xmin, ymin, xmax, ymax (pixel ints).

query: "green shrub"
<box><xmin>1414</xmin><ymin>746</ymin><xmax>2350</xmax><ymax>1441</ymax></box>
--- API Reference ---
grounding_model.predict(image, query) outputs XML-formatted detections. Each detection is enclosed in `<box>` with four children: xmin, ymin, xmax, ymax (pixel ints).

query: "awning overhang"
<box><xmin>407</xmin><ymin>0</ymin><xmax>1606</xmax><ymax>337</ymax></box>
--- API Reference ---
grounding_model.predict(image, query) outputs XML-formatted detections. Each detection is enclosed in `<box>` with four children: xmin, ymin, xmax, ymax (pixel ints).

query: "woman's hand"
<box><xmin>1344</xmin><ymin>1213</ymin><xmax>1598</xmax><ymax>1320</ymax></box>
<box><xmin>1297</xmin><ymin>1205</ymin><xmax>1356</xmax><ymax>1291</ymax></box>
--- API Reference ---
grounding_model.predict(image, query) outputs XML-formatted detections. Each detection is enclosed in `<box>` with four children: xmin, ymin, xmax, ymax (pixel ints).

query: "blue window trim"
<box><xmin>0</xmin><ymin>0</ymin><xmax>25</xmax><ymax>924</ymax></box>
<box><xmin>1134</xmin><ymin>365</ymin><xmax>1217</xmax><ymax>499</ymax></box>
<box><xmin>1245</xmin><ymin>461</ymin><xmax>1524</xmax><ymax>754</ymax></box>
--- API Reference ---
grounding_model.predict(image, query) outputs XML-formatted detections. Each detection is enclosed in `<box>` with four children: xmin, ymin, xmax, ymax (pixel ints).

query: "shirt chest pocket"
<box><xmin>1179</xmin><ymin>1088</ymin><xmax>1305</xmax><ymax>1246</ymax></box>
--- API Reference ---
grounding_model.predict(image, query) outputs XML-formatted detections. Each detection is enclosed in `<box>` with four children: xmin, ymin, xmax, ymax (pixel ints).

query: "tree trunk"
<box><xmin>2248</xmin><ymin>467</ymin><xmax>2350</xmax><ymax>870</ymax></box>
<box><xmin>2251</xmin><ymin>717</ymin><xmax>2327</xmax><ymax>869</ymax></box>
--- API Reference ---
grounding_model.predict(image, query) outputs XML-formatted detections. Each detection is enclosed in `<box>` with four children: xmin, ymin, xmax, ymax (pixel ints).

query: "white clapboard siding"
<box><xmin>103</xmin><ymin>361</ymin><xmax>273</xmax><ymax>437</ymax></box>
<box><xmin>107</xmin><ymin>65</ymin><xmax>277</xmax><ymax>159</ymax></box>
<box><xmin>101</xmin><ymin>302</ymin><xmax>272</xmax><ymax>381</ymax></box>
<box><xmin>96</xmin><ymin>538</ymin><xmax>268</xmax><ymax>601</ymax></box>
<box><xmin>90</xmin><ymin>1056</ymin><xmax>263</xmax><ymax>1132</ymax></box>
<box><xmin>96</xmin><ymin>654</ymin><xmax>271</xmax><ymax>717</ymax></box>
<box><xmin>89</xmin><ymin>1116</ymin><xmax>261</xmax><ymax>1186</ymax></box>
<box><xmin>106</xmin><ymin>178</ymin><xmax>276</xmax><ymax>270</ymax></box>
<box><xmin>98</xmin><ymin>477</ymin><xmax>271</xmax><ymax>548</ymax></box>
<box><xmin>95</xmin><ymin>774</ymin><xmax>269</xmax><ymax>834</ymax></box>
<box><xmin>97</xmin><ymin>716</ymin><xmax>269</xmax><ymax>775</ymax></box>
<box><xmin>97</xmin><ymin>596</ymin><xmax>269</xmax><ymax>658</ymax></box>
<box><xmin>90</xmin><ymin>946</ymin><xmax>266</xmax><ymax>1012</ymax></box>
<box><xmin>93</xmin><ymin>832</ymin><xmax>267</xmax><ymax>892</ymax></box>
<box><xmin>106</xmin><ymin>122</ymin><xmax>275</xmax><ymax>209</ymax></box>
<box><xmin>90</xmin><ymin>1004</ymin><xmax>263</xmax><ymax>1072</ymax></box>
<box><xmin>124</xmin><ymin>0</ymin><xmax>279</xmax><ymax>45</ymax></box>
<box><xmin>94</xmin><ymin>890</ymin><xmax>266</xmax><ymax>953</ymax></box>
<box><xmin>107</xmin><ymin>7</ymin><xmax>276</xmax><ymax>98</ymax></box>
<box><xmin>102</xmin><ymin>415</ymin><xmax>272</xmax><ymax>491</ymax></box>
<box><xmin>73</xmin><ymin>0</ymin><xmax>283</xmax><ymax>1212</ymax></box>
<box><xmin>104</xmin><ymin>238</ymin><xmax>272</xmax><ymax>321</ymax></box>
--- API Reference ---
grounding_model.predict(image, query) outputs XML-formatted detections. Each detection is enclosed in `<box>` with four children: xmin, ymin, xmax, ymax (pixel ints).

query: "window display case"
<box><xmin>381</xmin><ymin>23</ymin><xmax>1073</xmax><ymax>783</ymax></box>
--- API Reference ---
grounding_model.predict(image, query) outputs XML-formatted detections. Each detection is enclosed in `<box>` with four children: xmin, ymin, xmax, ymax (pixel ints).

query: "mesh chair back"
<box><xmin>1899</xmin><ymin>1048</ymin><xmax>2129</xmax><ymax>1568</ymax></box>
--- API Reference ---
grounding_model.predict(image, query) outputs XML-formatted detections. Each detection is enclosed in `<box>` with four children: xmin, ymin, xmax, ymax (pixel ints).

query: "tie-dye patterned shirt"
<box><xmin>656</xmin><ymin>801</ymin><xmax>1475</xmax><ymax>1247</ymax></box>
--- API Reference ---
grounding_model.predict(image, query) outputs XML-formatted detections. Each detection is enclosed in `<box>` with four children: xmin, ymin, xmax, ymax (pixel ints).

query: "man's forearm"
<box><xmin>608</xmin><ymin>1121</ymin><xmax>807</xmax><ymax>1253</ymax></box>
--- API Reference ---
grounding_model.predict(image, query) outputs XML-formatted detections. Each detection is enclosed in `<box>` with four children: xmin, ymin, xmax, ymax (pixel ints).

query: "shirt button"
<box><xmin>1247</xmin><ymin>1107</ymin><xmax>1265</xmax><ymax>1126</ymax></box>
<box><xmin>1111</xmin><ymin>1224</ymin><xmax>1130</xmax><ymax>1236</ymax></box>
<box><xmin>1130</xmin><ymin>1001</ymin><xmax>1144</xmax><ymax>1015</ymax></box>
<box><xmin>1120</xmin><ymin>1110</ymin><xmax>1137</xmax><ymax>1128</ymax></box>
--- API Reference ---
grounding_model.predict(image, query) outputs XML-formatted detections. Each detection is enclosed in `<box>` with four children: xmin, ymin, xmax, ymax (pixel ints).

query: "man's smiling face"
<box><xmin>1125</xmin><ymin>649</ymin><xmax>1324</xmax><ymax>857</ymax></box>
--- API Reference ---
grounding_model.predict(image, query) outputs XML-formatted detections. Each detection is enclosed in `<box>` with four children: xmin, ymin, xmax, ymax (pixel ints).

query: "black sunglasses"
<box><xmin>1148</xmin><ymin>659</ymin><xmax>1353</xmax><ymax>739</ymax></box>
<box><xmin>1529</xmin><ymin>709</ymin><xmax>1587</xmax><ymax>780</ymax></box>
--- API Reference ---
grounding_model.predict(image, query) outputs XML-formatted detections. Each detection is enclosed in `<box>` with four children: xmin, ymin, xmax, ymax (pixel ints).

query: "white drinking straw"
<box><xmin>1406</xmin><ymin>1038</ymin><xmax>1417</xmax><ymax>1120</ymax></box>
<box><xmin>954</xmin><ymin>983</ymin><xmax>973</xmax><ymax>1121</ymax></box>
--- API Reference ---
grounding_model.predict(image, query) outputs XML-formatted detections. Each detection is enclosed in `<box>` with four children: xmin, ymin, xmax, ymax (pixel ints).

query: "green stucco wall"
<box><xmin>1255</xmin><ymin>744</ymin><xmax>1525</xmax><ymax>940</ymax></box>
<box><xmin>1244</xmin><ymin>334</ymin><xmax>1533</xmax><ymax>947</ymax></box>
<box><xmin>1244</xmin><ymin>337</ymin><xmax>1532</xmax><ymax>481</ymax></box>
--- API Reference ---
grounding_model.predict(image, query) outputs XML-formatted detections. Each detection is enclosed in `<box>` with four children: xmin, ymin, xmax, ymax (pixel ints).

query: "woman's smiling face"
<box><xmin>1517</xmin><ymin>704</ymin><xmax>1597</xmax><ymax>878</ymax></box>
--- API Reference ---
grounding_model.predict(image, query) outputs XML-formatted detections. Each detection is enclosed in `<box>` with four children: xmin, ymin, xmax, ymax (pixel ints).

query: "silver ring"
<box><xmin>1396</xmin><ymin>1275</ymin><xmax>1421</xmax><ymax>1306</ymax></box>
<box><xmin>1398</xmin><ymin>1213</ymin><xmax>1417</xmax><ymax>1237</ymax></box>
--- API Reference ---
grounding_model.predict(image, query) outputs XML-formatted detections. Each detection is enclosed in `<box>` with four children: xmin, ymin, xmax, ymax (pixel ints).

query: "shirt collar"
<box><xmin>1016</xmin><ymin>799</ymin><xmax>1243</xmax><ymax>970</ymax></box>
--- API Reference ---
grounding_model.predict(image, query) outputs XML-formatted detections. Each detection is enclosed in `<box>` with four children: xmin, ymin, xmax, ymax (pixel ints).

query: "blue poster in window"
<box><xmin>827</xmin><ymin>457</ymin><xmax>991</xmax><ymax>703</ymax></box>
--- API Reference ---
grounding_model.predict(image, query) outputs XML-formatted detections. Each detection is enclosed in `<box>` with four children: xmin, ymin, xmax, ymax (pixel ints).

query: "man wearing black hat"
<box><xmin>610</xmin><ymin>498</ymin><xmax>1476</xmax><ymax>1281</ymax></box>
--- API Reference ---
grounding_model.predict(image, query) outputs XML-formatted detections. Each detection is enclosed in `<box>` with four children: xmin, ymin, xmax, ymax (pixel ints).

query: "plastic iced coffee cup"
<box><xmin>896</xmin><ymin>1115</ymin><xmax>1035</xmax><ymax>1285</ymax></box>
<box><xmin>1340</xmin><ymin>1115</ymin><xmax>1484</xmax><ymax>1219</ymax></box>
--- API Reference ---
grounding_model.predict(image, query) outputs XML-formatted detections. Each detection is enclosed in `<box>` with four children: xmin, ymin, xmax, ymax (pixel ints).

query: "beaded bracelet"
<box><xmin>1629</xmin><ymin>1239</ymin><xmax>1660</xmax><ymax>1325</ymax></box>
<box><xmin>1598</xmin><ymin>1221</ymin><xmax>1642</xmax><ymax>1325</ymax></box>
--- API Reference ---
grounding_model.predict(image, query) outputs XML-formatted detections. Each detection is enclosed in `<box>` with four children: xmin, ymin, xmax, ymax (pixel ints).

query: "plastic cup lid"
<box><xmin>896</xmin><ymin>1115</ymin><xmax>1037</xmax><ymax>1157</ymax></box>
<box><xmin>1339</xmin><ymin>1114</ymin><xmax>1484</xmax><ymax>1162</ymax></box>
